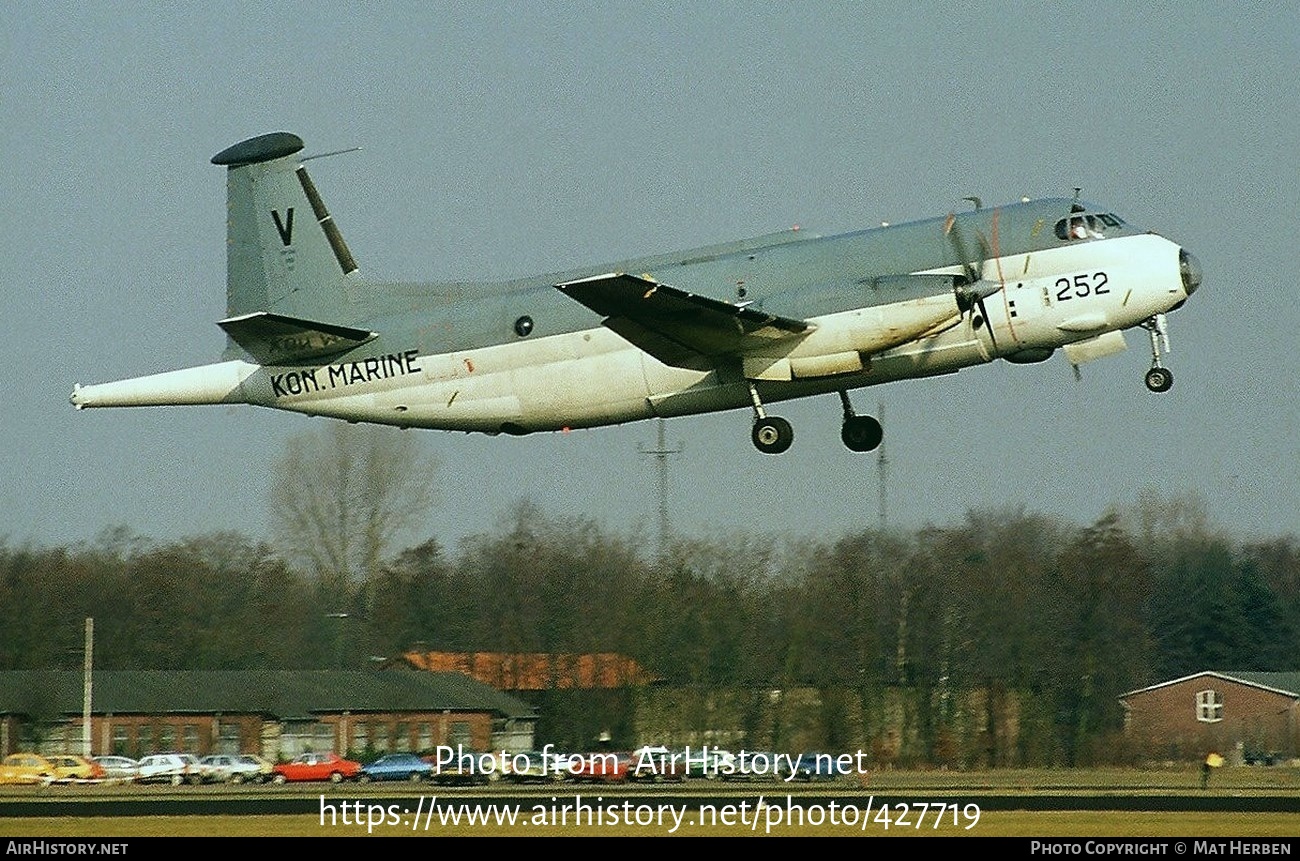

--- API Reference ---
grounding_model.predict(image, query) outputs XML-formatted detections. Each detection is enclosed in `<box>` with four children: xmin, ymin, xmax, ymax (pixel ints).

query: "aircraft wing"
<box><xmin>556</xmin><ymin>273</ymin><xmax>813</xmax><ymax>368</ymax></box>
<box><xmin>218</xmin><ymin>311</ymin><xmax>377</xmax><ymax>364</ymax></box>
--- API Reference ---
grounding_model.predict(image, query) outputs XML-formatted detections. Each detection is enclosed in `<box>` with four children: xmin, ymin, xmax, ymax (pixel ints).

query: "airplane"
<box><xmin>71</xmin><ymin>131</ymin><xmax>1202</xmax><ymax>454</ymax></box>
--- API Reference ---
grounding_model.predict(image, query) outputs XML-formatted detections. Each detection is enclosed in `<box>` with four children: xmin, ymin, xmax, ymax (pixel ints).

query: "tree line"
<box><xmin>3</xmin><ymin>491</ymin><xmax>1297</xmax><ymax>765</ymax></box>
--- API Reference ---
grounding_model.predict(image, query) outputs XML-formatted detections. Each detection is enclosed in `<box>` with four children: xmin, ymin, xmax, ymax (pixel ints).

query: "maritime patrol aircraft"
<box><xmin>71</xmin><ymin>132</ymin><xmax>1202</xmax><ymax>454</ymax></box>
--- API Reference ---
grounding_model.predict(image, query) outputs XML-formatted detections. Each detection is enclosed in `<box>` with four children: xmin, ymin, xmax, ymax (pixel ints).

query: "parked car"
<box><xmin>424</xmin><ymin>752</ymin><xmax>492</xmax><ymax>786</ymax></box>
<box><xmin>136</xmin><ymin>753</ymin><xmax>201</xmax><ymax>785</ymax></box>
<box><xmin>792</xmin><ymin>752</ymin><xmax>852</xmax><ymax>781</ymax></box>
<box><xmin>566</xmin><ymin>752</ymin><xmax>630</xmax><ymax>783</ymax></box>
<box><xmin>0</xmin><ymin>753</ymin><xmax>59</xmax><ymax>785</ymax></box>
<box><xmin>271</xmin><ymin>752</ymin><xmax>362</xmax><ymax>784</ymax></box>
<box><xmin>48</xmin><ymin>755</ymin><xmax>106</xmax><ymax>782</ymax></box>
<box><xmin>504</xmin><ymin>751</ymin><xmax>566</xmax><ymax>784</ymax></box>
<box><xmin>92</xmin><ymin>756</ymin><xmax>140</xmax><ymax>783</ymax></box>
<box><xmin>199</xmin><ymin>754</ymin><xmax>273</xmax><ymax>784</ymax></box>
<box><xmin>696</xmin><ymin>749</ymin><xmax>736</xmax><ymax>780</ymax></box>
<box><xmin>358</xmin><ymin>753</ymin><xmax>433</xmax><ymax>783</ymax></box>
<box><xmin>629</xmin><ymin>746</ymin><xmax>685</xmax><ymax>783</ymax></box>
<box><xmin>233</xmin><ymin>754</ymin><xmax>276</xmax><ymax>784</ymax></box>
<box><xmin>720</xmin><ymin>751</ymin><xmax>789</xmax><ymax>781</ymax></box>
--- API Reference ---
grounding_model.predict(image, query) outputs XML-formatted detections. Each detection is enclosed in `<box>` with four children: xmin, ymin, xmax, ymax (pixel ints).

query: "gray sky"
<box><xmin>5</xmin><ymin>3</ymin><xmax>1295</xmax><ymax>552</ymax></box>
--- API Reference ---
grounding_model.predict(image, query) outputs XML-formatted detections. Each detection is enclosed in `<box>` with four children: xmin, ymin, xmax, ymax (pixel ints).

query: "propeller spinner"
<box><xmin>944</xmin><ymin>210</ymin><xmax>1001</xmax><ymax>351</ymax></box>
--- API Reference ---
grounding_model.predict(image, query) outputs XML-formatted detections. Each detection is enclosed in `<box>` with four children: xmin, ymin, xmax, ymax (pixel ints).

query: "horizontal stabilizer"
<box><xmin>218</xmin><ymin>311</ymin><xmax>376</xmax><ymax>364</ymax></box>
<box><xmin>556</xmin><ymin>273</ymin><xmax>813</xmax><ymax>367</ymax></box>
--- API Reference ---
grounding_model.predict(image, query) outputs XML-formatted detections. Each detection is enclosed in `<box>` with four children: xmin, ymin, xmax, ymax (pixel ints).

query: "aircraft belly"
<box><xmin>409</xmin><ymin>328</ymin><xmax>653</xmax><ymax>432</ymax></box>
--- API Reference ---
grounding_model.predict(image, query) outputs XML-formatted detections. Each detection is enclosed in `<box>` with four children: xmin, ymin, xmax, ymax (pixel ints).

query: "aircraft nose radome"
<box><xmin>1180</xmin><ymin>248</ymin><xmax>1202</xmax><ymax>296</ymax></box>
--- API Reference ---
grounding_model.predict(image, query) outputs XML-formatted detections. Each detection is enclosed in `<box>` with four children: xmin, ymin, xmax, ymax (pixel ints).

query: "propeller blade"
<box><xmin>973</xmin><ymin>292</ymin><xmax>999</xmax><ymax>352</ymax></box>
<box><xmin>945</xmin><ymin>208</ymin><xmax>1003</xmax><ymax>352</ymax></box>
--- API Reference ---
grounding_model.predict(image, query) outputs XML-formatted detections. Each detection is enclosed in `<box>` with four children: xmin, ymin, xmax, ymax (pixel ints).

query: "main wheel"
<box><xmin>752</xmin><ymin>416</ymin><xmax>794</xmax><ymax>454</ymax></box>
<box><xmin>841</xmin><ymin>415</ymin><xmax>883</xmax><ymax>452</ymax></box>
<box><xmin>1145</xmin><ymin>367</ymin><xmax>1173</xmax><ymax>392</ymax></box>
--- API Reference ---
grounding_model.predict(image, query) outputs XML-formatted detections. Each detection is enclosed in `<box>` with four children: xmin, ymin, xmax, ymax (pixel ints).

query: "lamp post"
<box><xmin>82</xmin><ymin>618</ymin><xmax>93</xmax><ymax>757</ymax></box>
<box><xmin>326</xmin><ymin>613</ymin><xmax>349</xmax><ymax>669</ymax></box>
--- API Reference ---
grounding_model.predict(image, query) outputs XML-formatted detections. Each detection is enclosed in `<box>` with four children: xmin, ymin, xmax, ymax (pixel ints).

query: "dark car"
<box><xmin>358</xmin><ymin>753</ymin><xmax>433</xmax><ymax>783</ymax></box>
<box><xmin>424</xmin><ymin>752</ymin><xmax>493</xmax><ymax>786</ymax></box>
<box><xmin>504</xmin><ymin>751</ymin><xmax>566</xmax><ymax>784</ymax></box>
<box><xmin>792</xmin><ymin>752</ymin><xmax>852</xmax><ymax>781</ymax></box>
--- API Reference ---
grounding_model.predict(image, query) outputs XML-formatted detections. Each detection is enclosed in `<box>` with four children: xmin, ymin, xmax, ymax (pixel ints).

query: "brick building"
<box><xmin>0</xmin><ymin>670</ymin><xmax>534</xmax><ymax>759</ymax></box>
<box><xmin>1119</xmin><ymin>671</ymin><xmax>1300</xmax><ymax>763</ymax></box>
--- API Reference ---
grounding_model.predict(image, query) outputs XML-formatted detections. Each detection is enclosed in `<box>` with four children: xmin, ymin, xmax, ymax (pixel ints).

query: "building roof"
<box><xmin>1119</xmin><ymin>670</ymin><xmax>1300</xmax><ymax>701</ymax></box>
<box><xmin>403</xmin><ymin>651</ymin><xmax>658</xmax><ymax>691</ymax></box>
<box><xmin>0</xmin><ymin>670</ymin><xmax>535</xmax><ymax>721</ymax></box>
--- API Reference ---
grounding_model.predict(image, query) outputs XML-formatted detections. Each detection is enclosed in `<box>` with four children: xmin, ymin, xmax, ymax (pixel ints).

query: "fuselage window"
<box><xmin>514</xmin><ymin>315</ymin><xmax>535</xmax><ymax>337</ymax></box>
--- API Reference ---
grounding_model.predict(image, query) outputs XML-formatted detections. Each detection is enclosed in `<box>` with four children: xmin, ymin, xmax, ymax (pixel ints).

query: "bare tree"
<box><xmin>269</xmin><ymin>423</ymin><xmax>437</xmax><ymax>592</ymax></box>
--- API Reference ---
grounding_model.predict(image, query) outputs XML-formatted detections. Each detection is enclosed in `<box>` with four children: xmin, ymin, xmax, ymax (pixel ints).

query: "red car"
<box><xmin>566</xmin><ymin>752</ymin><xmax>630</xmax><ymax>783</ymax></box>
<box><xmin>271</xmin><ymin>752</ymin><xmax>362</xmax><ymax>784</ymax></box>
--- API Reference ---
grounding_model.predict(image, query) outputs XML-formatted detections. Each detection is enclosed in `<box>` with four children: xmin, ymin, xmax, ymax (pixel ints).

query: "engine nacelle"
<box><xmin>1002</xmin><ymin>348</ymin><xmax>1055</xmax><ymax>364</ymax></box>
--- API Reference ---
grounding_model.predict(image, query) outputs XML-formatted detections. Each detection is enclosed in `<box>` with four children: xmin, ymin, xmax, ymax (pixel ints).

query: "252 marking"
<box><xmin>1055</xmin><ymin>271</ymin><xmax>1109</xmax><ymax>301</ymax></box>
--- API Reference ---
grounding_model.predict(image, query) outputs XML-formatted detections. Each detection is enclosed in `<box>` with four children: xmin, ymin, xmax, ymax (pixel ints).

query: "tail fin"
<box><xmin>211</xmin><ymin>132</ymin><xmax>359</xmax><ymax>327</ymax></box>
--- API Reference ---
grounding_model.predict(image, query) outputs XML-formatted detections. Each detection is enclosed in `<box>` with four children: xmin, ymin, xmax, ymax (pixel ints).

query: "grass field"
<box><xmin>2</xmin><ymin>811</ymin><xmax>1296</xmax><ymax>837</ymax></box>
<box><xmin>2</xmin><ymin>767</ymin><xmax>1296</xmax><ymax>837</ymax></box>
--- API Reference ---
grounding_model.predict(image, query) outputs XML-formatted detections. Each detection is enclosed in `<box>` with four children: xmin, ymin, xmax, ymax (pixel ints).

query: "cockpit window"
<box><xmin>1054</xmin><ymin>212</ymin><xmax>1125</xmax><ymax>241</ymax></box>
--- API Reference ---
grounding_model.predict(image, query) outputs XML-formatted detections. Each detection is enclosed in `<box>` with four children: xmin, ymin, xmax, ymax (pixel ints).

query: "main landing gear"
<box><xmin>839</xmin><ymin>391</ymin><xmax>883</xmax><ymax>452</ymax></box>
<box><xmin>748</xmin><ymin>382</ymin><xmax>794</xmax><ymax>455</ymax></box>
<box><xmin>1140</xmin><ymin>314</ymin><xmax>1174</xmax><ymax>393</ymax></box>
<box><xmin>745</xmin><ymin>383</ymin><xmax>884</xmax><ymax>455</ymax></box>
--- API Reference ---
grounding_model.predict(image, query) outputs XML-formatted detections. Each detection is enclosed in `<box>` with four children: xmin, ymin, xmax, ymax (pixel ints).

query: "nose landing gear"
<box><xmin>1141</xmin><ymin>314</ymin><xmax>1174</xmax><ymax>393</ymax></box>
<box><xmin>1144</xmin><ymin>366</ymin><xmax>1173</xmax><ymax>393</ymax></box>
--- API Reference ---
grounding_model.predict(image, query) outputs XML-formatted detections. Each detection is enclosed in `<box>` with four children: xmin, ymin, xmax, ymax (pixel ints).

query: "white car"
<box><xmin>199</xmin><ymin>754</ymin><xmax>273</xmax><ymax>784</ymax></box>
<box><xmin>135</xmin><ymin>753</ymin><xmax>201</xmax><ymax>785</ymax></box>
<box><xmin>91</xmin><ymin>756</ymin><xmax>139</xmax><ymax>783</ymax></box>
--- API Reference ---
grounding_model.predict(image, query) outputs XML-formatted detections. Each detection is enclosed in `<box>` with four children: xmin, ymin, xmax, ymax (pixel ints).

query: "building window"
<box><xmin>183</xmin><ymin>725</ymin><xmax>199</xmax><ymax>753</ymax></box>
<box><xmin>137</xmin><ymin>726</ymin><xmax>152</xmax><ymax>757</ymax></box>
<box><xmin>352</xmin><ymin>721</ymin><xmax>368</xmax><ymax>756</ymax></box>
<box><xmin>1196</xmin><ymin>689</ymin><xmax>1223</xmax><ymax>723</ymax></box>
<box><xmin>418</xmin><ymin>723</ymin><xmax>433</xmax><ymax>753</ymax></box>
<box><xmin>159</xmin><ymin>726</ymin><xmax>176</xmax><ymax>751</ymax></box>
<box><xmin>315</xmin><ymin>723</ymin><xmax>335</xmax><ymax>753</ymax></box>
<box><xmin>218</xmin><ymin>722</ymin><xmax>241</xmax><ymax>755</ymax></box>
<box><xmin>113</xmin><ymin>727</ymin><xmax>129</xmax><ymax>756</ymax></box>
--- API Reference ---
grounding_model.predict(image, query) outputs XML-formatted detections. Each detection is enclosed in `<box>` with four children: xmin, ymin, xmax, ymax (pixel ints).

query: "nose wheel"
<box><xmin>1140</xmin><ymin>314</ymin><xmax>1174</xmax><ymax>393</ymax></box>
<box><xmin>1144</xmin><ymin>366</ymin><xmax>1173</xmax><ymax>393</ymax></box>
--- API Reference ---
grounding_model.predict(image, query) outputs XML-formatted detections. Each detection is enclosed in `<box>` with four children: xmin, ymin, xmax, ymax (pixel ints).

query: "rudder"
<box><xmin>211</xmin><ymin>132</ymin><xmax>359</xmax><ymax>325</ymax></box>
